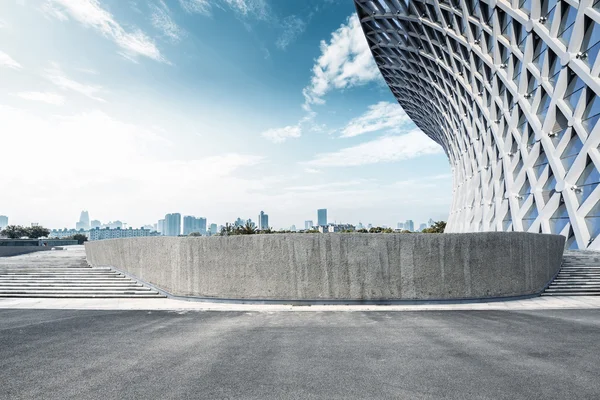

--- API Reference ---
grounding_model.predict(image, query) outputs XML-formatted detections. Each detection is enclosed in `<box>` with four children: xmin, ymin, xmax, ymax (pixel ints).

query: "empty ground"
<box><xmin>1</xmin><ymin>309</ymin><xmax>599</xmax><ymax>399</ymax></box>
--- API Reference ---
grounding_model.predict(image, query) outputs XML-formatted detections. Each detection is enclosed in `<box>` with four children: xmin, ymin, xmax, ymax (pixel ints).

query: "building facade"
<box><xmin>164</xmin><ymin>213</ymin><xmax>181</xmax><ymax>237</ymax></box>
<box><xmin>0</xmin><ymin>216</ymin><xmax>7</xmax><ymax>230</ymax></box>
<box><xmin>88</xmin><ymin>227</ymin><xmax>157</xmax><ymax>241</ymax></box>
<box><xmin>317</xmin><ymin>209</ymin><xmax>328</xmax><ymax>226</ymax></box>
<box><xmin>305</xmin><ymin>220</ymin><xmax>314</xmax><ymax>230</ymax></box>
<box><xmin>50</xmin><ymin>229</ymin><xmax>89</xmax><ymax>239</ymax></box>
<box><xmin>258</xmin><ymin>211</ymin><xmax>269</xmax><ymax>230</ymax></box>
<box><xmin>183</xmin><ymin>216</ymin><xmax>207</xmax><ymax>235</ymax></box>
<box><xmin>356</xmin><ymin>0</ymin><xmax>600</xmax><ymax>249</ymax></box>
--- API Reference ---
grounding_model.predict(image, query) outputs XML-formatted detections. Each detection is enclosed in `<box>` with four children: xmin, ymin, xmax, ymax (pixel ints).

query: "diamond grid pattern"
<box><xmin>355</xmin><ymin>0</ymin><xmax>600</xmax><ymax>249</ymax></box>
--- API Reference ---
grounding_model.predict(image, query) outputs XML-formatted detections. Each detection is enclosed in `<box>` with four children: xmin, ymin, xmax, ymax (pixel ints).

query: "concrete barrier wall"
<box><xmin>85</xmin><ymin>232</ymin><xmax>565</xmax><ymax>301</ymax></box>
<box><xmin>0</xmin><ymin>247</ymin><xmax>51</xmax><ymax>258</ymax></box>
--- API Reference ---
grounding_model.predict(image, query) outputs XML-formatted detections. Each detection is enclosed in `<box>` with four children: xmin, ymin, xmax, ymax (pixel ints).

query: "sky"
<box><xmin>0</xmin><ymin>0</ymin><xmax>452</xmax><ymax>230</ymax></box>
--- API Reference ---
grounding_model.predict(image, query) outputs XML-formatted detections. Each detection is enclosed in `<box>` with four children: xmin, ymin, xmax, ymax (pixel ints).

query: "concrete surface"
<box><xmin>0</xmin><ymin>246</ymin><xmax>51</xmax><ymax>258</ymax></box>
<box><xmin>86</xmin><ymin>232</ymin><xmax>565</xmax><ymax>301</ymax></box>
<box><xmin>1</xmin><ymin>309</ymin><xmax>599</xmax><ymax>399</ymax></box>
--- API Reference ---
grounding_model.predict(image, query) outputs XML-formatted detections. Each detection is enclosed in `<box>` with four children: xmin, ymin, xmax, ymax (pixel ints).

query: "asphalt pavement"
<box><xmin>1</xmin><ymin>309</ymin><xmax>599</xmax><ymax>399</ymax></box>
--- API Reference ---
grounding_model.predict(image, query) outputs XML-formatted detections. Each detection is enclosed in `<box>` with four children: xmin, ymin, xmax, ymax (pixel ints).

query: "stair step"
<box><xmin>0</xmin><ymin>286</ymin><xmax>152</xmax><ymax>291</ymax></box>
<box><xmin>0</xmin><ymin>289</ymin><xmax>158</xmax><ymax>295</ymax></box>
<box><xmin>542</xmin><ymin>292</ymin><xmax>600</xmax><ymax>296</ymax></box>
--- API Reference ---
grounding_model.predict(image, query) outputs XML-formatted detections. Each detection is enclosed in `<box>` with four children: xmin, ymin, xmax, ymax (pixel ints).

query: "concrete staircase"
<box><xmin>0</xmin><ymin>248</ymin><xmax>164</xmax><ymax>298</ymax></box>
<box><xmin>542</xmin><ymin>250</ymin><xmax>600</xmax><ymax>296</ymax></box>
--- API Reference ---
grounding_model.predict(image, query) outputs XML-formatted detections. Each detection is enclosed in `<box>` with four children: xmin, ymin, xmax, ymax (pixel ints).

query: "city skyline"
<box><xmin>1</xmin><ymin>0</ymin><xmax>451</xmax><ymax>231</ymax></box>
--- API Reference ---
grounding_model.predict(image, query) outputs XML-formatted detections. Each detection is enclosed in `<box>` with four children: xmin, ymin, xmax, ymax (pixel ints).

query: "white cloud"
<box><xmin>341</xmin><ymin>101</ymin><xmax>412</xmax><ymax>138</ymax></box>
<box><xmin>0</xmin><ymin>50</ymin><xmax>22</xmax><ymax>70</ymax></box>
<box><xmin>261</xmin><ymin>125</ymin><xmax>301</xmax><ymax>143</ymax></box>
<box><xmin>179</xmin><ymin>0</ymin><xmax>269</xmax><ymax>19</ymax></box>
<box><xmin>305</xmin><ymin>168</ymin><xmax>322</xmax><ymax>174</ymax></box>
<box><xmin>0</xmin><ymin>105</ymin><xmax>266</xmax><ymax>228</ymax></box>
<box><xmin>44</xmin><ymin>63</ymin><xmax>105</xmax><ymax>102</ymax></box>
<box><xmin>151</xmin><ymin>1</ymin><xmax>185</xmax><ymax>42</ymax></box>
<box><xmin>178</xmin><ymin>0</ymin><xmax>211</xmax><ymax>15</ymax></box>
<box><xmin>302</xmin><ymin>13</ymin><xmax>381</xmax><ymax>111</ymax></box>
<box><xmin>306</xmin><ymin>130</ymin><xmax>442</xmax><ymax>167</ymax></box>
<box><xmin>16</xmin><ymin>92</ymin><xmax>65</xmax><ymax>106</ymax></box>
<box><xmin>276</xmin><ymin>15</ymin><xmax>305</xmax><ymax>50</ymax></box>
<box><xmin>44</xmin><ymin>0</ymin><xmax>166</xmax><ymax>63</ymax></box>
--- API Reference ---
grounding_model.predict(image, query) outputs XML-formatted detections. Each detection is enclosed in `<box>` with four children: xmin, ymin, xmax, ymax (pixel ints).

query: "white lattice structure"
<box><xmin>355</xmin><ymin>0</ymin><xmax>600</xmax><ymax>249</ymax></box>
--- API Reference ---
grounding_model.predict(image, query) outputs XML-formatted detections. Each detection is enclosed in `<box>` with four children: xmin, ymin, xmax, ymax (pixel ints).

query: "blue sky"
<box><xmin>0</xmin><ymin>0</ymin><xmax>452</xmax><ymax>230</ymax></box>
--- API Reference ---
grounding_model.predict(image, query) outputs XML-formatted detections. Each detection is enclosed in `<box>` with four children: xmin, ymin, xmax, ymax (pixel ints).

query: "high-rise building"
<box><xmin>290</xmin><ymin>225</ymin><xmax>297</xmax><ymax>232</ymax></box>
<box><xmin>90</xmin><ymin>220</ymin><xmax>101</xmax><ymax>229</ymax></box>
<box><xmin>305</xmin><ymin>220</ymin><xmax>314</xmax><ymax>230</ymax></box>
<box><xmin>405</xmin><ymin>220</ymin><xmax>414</xmax><ymax>232</ymax></box>
<box><xmin>355</xmin><ymin>0</ymin><xmax>600</xmax><ymax>249</ymax></box>
<box><xmin>317</xmin><ymin>209</ymin><xmax>327</xmax><ymax>226</ymax></box>
<box><xmin>76</xmin><ymin>211</ymin><xmax>90</xmax><ymax>230</ymax></box>
<box><xmin>164</xmin><ymin>213</ymin><xmax>181</xmax><ymax>237</ymax></box>
<box><xmin>157</xmin><ymin>219</ymin><xmax>165</xmax><ymax>235</ymax></box>
<box><xmin>183</xmin><ymin>216</ymin><xmax>207</xmax><ymax>235</ymax></box>
<box><xmin>258</xmin><ymin>211</ymin><xmax>269</xmax><ymax>230</ymax></box>
<box><xmin>235</xmin><ymin>218</ymin><xmax>245</xmax><ymax>227</ymax></box>
<box><xmin>397</xmin><ymin>222</ymin><xmax>404</xmax><ymax>230</ymax></box>
<box><xmin>209</xmin><ymin>223</ymin><xmax>218</xmax><ymax>235</ymax></box>
<box><xmin>0</xmin><ymin>215</ymin><xmax>8</xmax><ymax>230</ymax></box>
<box><xmin>419</xmin><ymin>223</ymin><xmax>428</xmax><ymax>232</ymax></box>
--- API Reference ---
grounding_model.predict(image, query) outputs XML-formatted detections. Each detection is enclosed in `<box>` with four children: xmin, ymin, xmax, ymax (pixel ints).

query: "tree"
<box><xmin>26</xmin><ymin>226</ymin><xmax>51</xmax><ymax>239</ymax></box>
<box><xmin>220</xmin><ymin>223</ymin><xmax>235</xmax><ymax>236</ymax></box>
<box><xmin>238</xmin><ymin>222</ymin><xmax>257</xmax><ymax>235</ymax></box>
<box><xmin>1</xmin><ymin>225</ymin><xmax>28</xmax><ymax>239</ymax></box>
<box><xmin>188</xmin><ymin>232</ymin><xmax>202</xmax><ymax>237</ymax></box>
<box><xmin>421</xmin><ymin>221</ymin><xmax>446</xmax><ymax>233</ymax></box>
<box><xmin>70</xmin><ymin>234</ymin><xmax>88</xmax><ymax>244</ymax></box>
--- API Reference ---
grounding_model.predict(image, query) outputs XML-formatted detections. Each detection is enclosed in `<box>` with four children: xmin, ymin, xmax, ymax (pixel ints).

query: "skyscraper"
<box><xmin>305</xmin><ymin>220</ymin><xmax>314</xmax><ymax>230</ymax></box>
<box><xmin>157</xmin><ymin>219</ymin><xmax>165</xmax><ymax>235</ymax></box>
<box><xmin>258</xmin><ymin>211</ymin><xmax>269</xmax><ymax>230</ymax></box>
<box><xmin>76</xmin><ymin>211</ymin><xmax>90</xmax><ymax>230</ymax></box>
<box><xmin>91</xmin><ymin>220</ymin><xmax>101</xmax><ymax>229</ymax></box>
<box><xmin>183</xmin><ymin>216</ymin><xmax>207</xmax><ymax>235</ymax></box>
<box><xmin>397</xmin><ymin>222</ymin><xmax>404</xmax><ymax>230</ymax></box>
<box><xmin>164</xmin><ymin>213</ymin><xmax>181</xmax><ymax>237</ymax></box>
<box><xmin>317</xmin><ymin>209</ymin><xmax>327</xmax><ymax>226</ymax></box>
<box><xmin>0</xmin><ymin>215</ymin><xmax>7</xmax><ymax>230</ymax></box>
<box><xmin>405</xmin><ymin>220</ymin><xmax>414</xmax><ymax>232</ymax></box>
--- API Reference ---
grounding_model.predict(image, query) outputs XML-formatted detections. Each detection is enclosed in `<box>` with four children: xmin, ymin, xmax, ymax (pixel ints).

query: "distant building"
<box><xmin>397</xmin><ymin>222</ymin><xmax>405</xmax><ymax>230</ymax></box>
<box><xmin>428</xmin><ymin>218</ymin><xmax>435</xmax><ymax>227</ymax></box>
<box><xmin>77</xmin><ymin>211</ymin><xmax>90</xmax><ymax>231</ymax></box>
<box><xmin>157</xmin><ymin>219</ymin><xmax>165</xmax><ymax>235</ymax></box>
<box><xmin>419</xmin><ymin>223</ymin><xmax>428</xmax><ymax>231</ymax></box>
<box><xmin>183</xmin><ymin>216</ymin><xmax>207</xmax><ymax>235</ymax></box>
<box><xmin>209</xmin><ymin>223</ymin><xmax>218</xmax><ymax>235</ymax></box>
<box><xmin>405</xmin><ymin>220</ymin><xmax>414</xmax><ymax>232</ymax></box>
<box><xmin>258</xmin><ymin>211</ymin><xmax>269</xmax><ymax>230</ymax></box>
<box><xmin>317</xmin><ymin>209</ymin><xmax>327</xmax><ymax>226</ymax></box>
<box><xmin>328</xmin><ymin>224</ymin><xmax>354</xmax><ymax>233</ymax></box>
<box><xmin>246</xmin><ymin>219</ymin><xmax>256</xmax><ymax>229</ymax></box>
<box><xmin>90</xmin><ymin>220</ymin><xmax>101</xmax><ymax>229</ymax></box>
<box><xmin>0</xmin><ymin>216</ymin><xmax>7</xmax><ymax>230</ymax></box>
<box><xmin>357</xmin><ymin>222</ymin><xmax>364</xmax><ymax>230</ymax></box>
<box><xmin>290</xmin><ymin>225</ymin><xmax>297</xmax><ymax>232</ymax></box>
<box><xmin>50</xmin><ymin>228</ymin><xmax>88</xmax><ymax>239</ymax></box>
<box><xmin>88</xmin><ymin>227</ymin><xmax>158</xmax><ymax>241</ymax></box>
<box><xmin>305</xmin><ymin>220</ymin><xmax>313</xmax><ymax>230</ymax></box>
<box><xmin>367</xmin><ymin>224</ymin><xmax>372</xmax><ymax>230</ymax></box>
<box><xmin>164</xmin><ymin>213</ymin><xmax>181</xmax><ymax>236</ymax></box>
<box><xmin>235</xmin><ymin>218</ymin><xmax>245</xmax><ymax>227</ymax></box>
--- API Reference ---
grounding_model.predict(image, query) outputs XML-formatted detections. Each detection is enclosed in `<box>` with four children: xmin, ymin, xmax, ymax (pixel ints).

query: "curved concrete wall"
<box><xmin>85</xmin><ymin>232</ymin><xmax>565</xmax><ymax>301</ymax></box>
